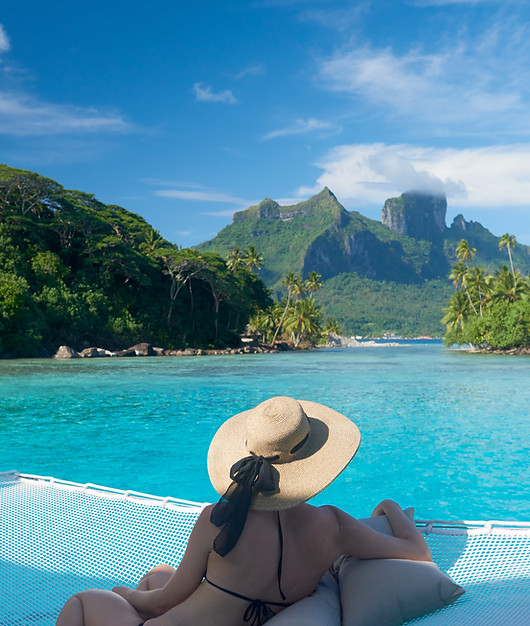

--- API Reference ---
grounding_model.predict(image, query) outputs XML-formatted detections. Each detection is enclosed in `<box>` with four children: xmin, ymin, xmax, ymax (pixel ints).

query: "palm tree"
<box><xmin>291</xmin><ymin>276</ymin><xmax>306</xmax><ymax>300</ymax></box>
<box><xmin>226</xmin><ymin>246</ymin><xmax>243</xmax><ymax>272</ymax></box>
<box><xmin>465</xmin><ymin>266</ymin><xmax>488</xmax><ymax>317</ymax></box>
<box><xmin>449</xmin><ymin>262</ymin><xmax>478</xmax><ymax>315</ymax></box>
<box><xmin>322</xmin><ymin>317</ymin><xmax>342</xmax><ymax>336</ymax></box>
<box><xmin>304</xmin><ymin>271</ymin><xmax>323</xmax><ymax>295</ymax></box>
<box><xmin>456</xmin><ymin>239</ymin><xmax>476</xmax><ymax>268</ymax></box>
<box><xmin>139</xmin><ymin>228</ymin><xmax>163</xmax><ymax>258</ymax></box>
<box><xmin>243</xmin><ymin>245</ymin><xmax>263</xmax><ymax>272</ymax></box>
<box><xmin>272</xmin><ymin>272</ymin><xmax>298</xmax><ymax>344</ymax></box>
<box><xmin>491</xmin><ymin>266</ymin><xmax>526</xmax><ymax>303</ymax></box>
<box><xmin>248</xmin><ymin>309</ymin><xmax>276</xmax><ymax>344</ymax></box>
<box><xmin>499</xmin><ymin>234</ymin><xmax>517</xmax><ymax>285</ymax></box>
<box><xmin>441</xmin><ymin>291</ymin><xmax>471</xmax><ymax>333</ymax></box>
<box><xmin>284</xmin><ymin>297</ymin><xmax>322</xmax><ymax>347</ymax></box>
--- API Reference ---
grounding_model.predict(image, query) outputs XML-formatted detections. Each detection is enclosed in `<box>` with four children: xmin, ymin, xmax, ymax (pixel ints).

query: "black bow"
<box><xmin>211</xmin><ymin>453</ymin><xmax>277</xmax><ymax>556</ymax></box>
<box><xmin>243</xmin><ymin>599</ymin><xmax>274</xmax><ymax>626</ymax></box>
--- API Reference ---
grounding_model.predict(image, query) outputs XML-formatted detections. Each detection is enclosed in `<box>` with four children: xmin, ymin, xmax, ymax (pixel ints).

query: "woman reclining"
<box><xmin>56</xmin><ymin>396</ymin><xmax>431</xmax><ymax>626</ymax></box>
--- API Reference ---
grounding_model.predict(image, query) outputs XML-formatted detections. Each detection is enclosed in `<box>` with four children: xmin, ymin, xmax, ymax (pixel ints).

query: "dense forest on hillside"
<box><xmin>316</xmin><ymin>275</ymin><xmax>452</xmax><ymax>337</ymax></box>
<box><xmin>0</xmin><ymin>165</ymin><xmax>271</xmax><ymax>357</ymax></box>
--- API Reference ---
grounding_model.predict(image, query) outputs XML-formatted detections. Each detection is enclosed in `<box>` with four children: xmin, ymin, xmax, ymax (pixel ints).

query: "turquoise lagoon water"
<box><xmin>1</xmin><ymin>342</ymin><xmax>529</xmax><ymax>521</ymax></box>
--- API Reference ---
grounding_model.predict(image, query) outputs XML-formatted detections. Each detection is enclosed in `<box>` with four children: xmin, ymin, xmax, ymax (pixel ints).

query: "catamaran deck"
<box><xmin>1</xmin><ymin>471</ymin><xmax>528</xmax><ymax>625</ymax></box>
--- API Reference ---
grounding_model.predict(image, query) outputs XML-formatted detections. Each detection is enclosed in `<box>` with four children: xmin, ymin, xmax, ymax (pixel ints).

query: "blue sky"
<box><xmin>1</xmin><ymin>0</ymin><xmax>530</xmax><ymax>248</ymax></box>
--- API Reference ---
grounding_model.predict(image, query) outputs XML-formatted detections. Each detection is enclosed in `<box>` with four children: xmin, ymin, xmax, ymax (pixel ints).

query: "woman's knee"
<box><xmin>56</xmin><ymin>595</ymin><xmax>84</xmax><ymax>625</ymax></box>
<box><xmin>137</xmin><ymin>564</ymin><xmax>175</xmax><ymax>590</ymax></box>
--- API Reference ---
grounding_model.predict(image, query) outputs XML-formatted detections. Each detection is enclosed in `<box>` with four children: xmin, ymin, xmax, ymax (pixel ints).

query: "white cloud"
<box><xmin>0</xmin><ymin>92</ymin><xmax>130</xmax><ymax>136</ymax></box>
<box><xmin>203</xmin><ymin>209</ymin><xmax>242</xmax><ymax>217</ymax></box>
<box><xmin>298</xmin><ymin>143</ymin><xmax>530</xmax><ymax>210</ymax></box>
<box><xmin>156</xmin><ymin>188</ymin><xmax>252</xmax><ymax>206</ymax></box>
<box><xmin>274</xmin><ymin>197</ymin><xmax>309</xmax><ymax>206</ymax></box>
<box><xmin>0</xmin><ymin>24</ymin><xmax>10</xmax><ymax>53</ymax></box>
<box><xmin>263</xmin><ymin>118</ymin><xmax>340</xmax><ymax>140</ymax></box>
<box><xmin>318</xmin><ymin>23</ymin><xmax>530</xmax><ymax>136</ymax></box>
<box><xmin>193</xmin><ymin>82</ymin><xmax>237</xmax><ymax>104</ymax></box>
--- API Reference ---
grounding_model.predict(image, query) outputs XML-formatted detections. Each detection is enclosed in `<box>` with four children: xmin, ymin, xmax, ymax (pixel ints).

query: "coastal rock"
<box><xmin>80</xmin><ymin>347</ymin><xmax>112</xmax><ymax>358</ymax></box>
<box><xmin>54</xmin><ymin>345</ymin><xmax>81</xmax><ymax>359</ymax></box>
<box><xmin>129</xmin><ymin>342</ymin><xmax>157</xmax><ymax>356</ymax></box>
<box><xmin>324</xmin><ymin>333</ymin><xmax>361</xmax><ymax>348</ymax></box>
<box><xmin>114</xmin><ymin>347</ymin><xmax>138</xmax><ymax>357</ymax></box>
<box><xmin>114</xmin><ymin>342</ymin><xmax>157</xmax><ymax>357</ymax></box>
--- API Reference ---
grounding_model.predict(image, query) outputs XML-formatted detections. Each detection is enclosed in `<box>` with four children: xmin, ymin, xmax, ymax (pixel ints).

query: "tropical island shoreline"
<box><xmin>46</xmin><ymin>334</ymin><xmax>441</xmax><ymax>360</ymax></box>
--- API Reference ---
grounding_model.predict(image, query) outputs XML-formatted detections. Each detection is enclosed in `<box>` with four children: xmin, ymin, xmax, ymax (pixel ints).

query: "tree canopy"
<box><xmin>0</xmin><ymin>165</ymin><xmax>271</xmax><ymax>357</ymax></box>
<box><xmin>442</xmin><ymin>237</ymin><xmax>530</xmax><ymax>350</ymax></box>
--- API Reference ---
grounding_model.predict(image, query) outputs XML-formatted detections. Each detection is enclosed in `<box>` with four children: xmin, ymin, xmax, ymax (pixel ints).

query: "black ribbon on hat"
<box><xmin>210</xmin><ymin>453</ymin><xmax>278</xmax><ymax>556</ymax></box>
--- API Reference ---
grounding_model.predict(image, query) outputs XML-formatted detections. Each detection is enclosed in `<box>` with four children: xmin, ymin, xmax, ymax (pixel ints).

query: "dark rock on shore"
<box><xmin>54</xmin><ymin>345</ymin><xmax>81</xmax><ymax>359</ymax></box>
<box><xmin>476</xmin><ymin>346</ymin><xmax>530</xmax><ymax>356</ymax></box>
<box><xmin>53</xmin><ymin>341</ymin><xmax>282</xmax><ymax>359</ymax></box>
<box><xmin>79</xmin><ymin>347</ymin><xmax>113</xmax><ymax>358</ymax></box>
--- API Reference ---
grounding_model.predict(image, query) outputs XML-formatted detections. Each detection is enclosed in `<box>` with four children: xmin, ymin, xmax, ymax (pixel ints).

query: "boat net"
<box><xmin>0</xmin><ymin>471</ymin><xmax>529</xmax><ymax>625</ymax></box>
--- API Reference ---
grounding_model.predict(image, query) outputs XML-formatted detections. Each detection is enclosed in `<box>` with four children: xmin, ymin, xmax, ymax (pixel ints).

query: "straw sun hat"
<box><xmin>207</xmin><ymin>396</ymin><xmax>361</xmax><ymax>511</ymax></box>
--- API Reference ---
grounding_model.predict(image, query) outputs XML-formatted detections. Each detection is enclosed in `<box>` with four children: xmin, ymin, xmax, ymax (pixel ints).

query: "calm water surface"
<box><xmin>1</xmin><ymin>343</ymin><xmax>528</xmax><ymax>521</ymax></box>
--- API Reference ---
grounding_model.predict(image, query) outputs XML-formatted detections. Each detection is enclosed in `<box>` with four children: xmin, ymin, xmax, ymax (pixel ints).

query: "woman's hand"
<box><xmin>112</xmin><ymin>587</ymin><xmax>162</xmax><ymax>618</ymax></box>
<box><xmin>371</xmin><ymin>499</ymin><xmax>401</xmax><ymax>517</ymax></box>
<box><xmin>112</xmin><ymin>586</ymin><xmax>133</xmax><ymax>600</ymax></box>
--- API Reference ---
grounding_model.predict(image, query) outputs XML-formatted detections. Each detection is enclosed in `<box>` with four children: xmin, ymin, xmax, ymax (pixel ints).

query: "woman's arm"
<box><xmin>330</xmin><ymin>500</ymin><xmax>432</xmax><ymax>563</ymax></box>
<box><xmin>114</xmin><ymin>504</ymin><xmax>217</xmax><ymax>617</ymax></box>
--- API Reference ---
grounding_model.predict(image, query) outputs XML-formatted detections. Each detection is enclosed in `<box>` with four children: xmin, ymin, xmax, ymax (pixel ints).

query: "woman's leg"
<box><xmin>56</xmin><ymin>595</ymin><xmax>84</xmax><ymax>625</ymax></box>
<box><xmin>56</xmin><ymin>589</ymin><xmax>144</xmax><ymax>626</ymax></box>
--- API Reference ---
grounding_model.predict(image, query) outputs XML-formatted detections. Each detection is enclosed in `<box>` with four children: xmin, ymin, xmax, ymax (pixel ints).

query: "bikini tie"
<box><xmin>243</xmin><ymin>599</ymin><xmax>272</xmax><ymax>626</ymax></box>
<box><xmin>211</xmin><ymin>453</ymin><xmax>277</xmax><ymax>556</ymax></box>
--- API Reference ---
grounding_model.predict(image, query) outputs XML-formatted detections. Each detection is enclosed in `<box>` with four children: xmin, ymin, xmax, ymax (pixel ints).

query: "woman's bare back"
<box><xmin>144</xmin><ymin>504</ymin><xmax>342</xmax><ymax>626</ymax></box>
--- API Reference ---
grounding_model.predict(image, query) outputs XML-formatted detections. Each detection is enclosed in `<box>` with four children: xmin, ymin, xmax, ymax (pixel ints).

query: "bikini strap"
<box><xmin>276</xmin><ymin>511</ymin><xmax>286</xmax><ymax>601</ymax></box>
<box><xmin>205</xmin><ymin>575</ymin><xmax>289</xmax><ymax>607</ymax></box>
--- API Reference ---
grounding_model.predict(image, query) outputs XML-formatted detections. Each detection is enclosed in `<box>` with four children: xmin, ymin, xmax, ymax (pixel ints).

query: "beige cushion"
<box><xmin>267</xmin><ymin>570</ymin><xmax>341</xmax><ymax>626</ymax></box>
<box><xmin>339</xmin><ymin>510</ymin><xmax>465</xmax><ymax>625</ymax></box>
<box><xmin>339</xmin><ymin>557</ymin><xmax>465</xmax><ymax>626</ymax></box>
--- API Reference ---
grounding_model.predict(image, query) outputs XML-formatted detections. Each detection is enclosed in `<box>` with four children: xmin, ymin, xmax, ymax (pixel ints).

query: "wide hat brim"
<box><xmin>207</xmin><ymin>399</ymin><xmax>361</xmax><ymax>511</ymax></box>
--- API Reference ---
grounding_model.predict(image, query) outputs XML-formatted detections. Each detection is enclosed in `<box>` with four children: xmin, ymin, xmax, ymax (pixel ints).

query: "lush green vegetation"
<box><xmin>198</xmin><ymin>189</ymin><xmax>530</xmax><ymax>337</ymax></box>
<box><xmin>314</xmin><ymin>273</ymin><xmax>452</xmax><ymax>337</ymax></box>
<box><xmin>246</xmin><ymin>270</ymin><xmax>340</xmax><ymax>347</ymax></box>
<box><xmin>0</xmin><ymin>165</ymin><xmax>271</xmax><ymax>357</ymax></box>
<box><xmin>442</xmin><ymin>237</ymin><xmax>530</xmax><ymax>350</ymax></box>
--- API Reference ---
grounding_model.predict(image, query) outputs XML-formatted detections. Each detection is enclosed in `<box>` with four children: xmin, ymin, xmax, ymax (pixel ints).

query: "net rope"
<box><xmin>1</xmin><ymin>471</ymin><xmax>529</xmax><ymax>625</ymax></box>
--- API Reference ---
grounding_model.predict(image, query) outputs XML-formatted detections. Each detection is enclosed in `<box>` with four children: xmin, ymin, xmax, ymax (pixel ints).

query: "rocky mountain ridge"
<box><xmin>198</xmin><ymin>188</ymin><xmax>530</xmax><ymax>293</ymax></box>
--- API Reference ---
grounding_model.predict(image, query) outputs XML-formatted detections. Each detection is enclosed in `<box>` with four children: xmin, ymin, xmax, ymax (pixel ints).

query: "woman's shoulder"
<box><xmin>289</xmin><ymin>503</ymin><xmax>342</xmax><ymax>533</ymax></box>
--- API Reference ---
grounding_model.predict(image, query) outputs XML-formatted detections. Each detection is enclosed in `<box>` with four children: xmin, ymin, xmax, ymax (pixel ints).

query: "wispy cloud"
<box><xmin>415</xmin><ymin>0</ymin><xmax>502</xmax><ymax>5</ymax></box>
<box><xmin>156</xmin><ymin>188</ymin><xmax>252</xmax><ymax>206</ymax></box>
<box><xmin>0</xmin><ymin>24</ymin><xmax>10</xmax><ymax>53</ymax></box>
<box><xmin>298</xmin><ymin>143</ymin><xmax>530</xmax><ymax>210</ymax></box>
<box><xmin>263</xmin><ymin>118</ymin><xmax>340</xmax><ymax>140</ymax></box>
<box><xmin>0</xmin><ymin>92</ymin><xmax>130</xmax><ymax>136</ymax></box>
<box><xmin>233</xmin><ymin>64</ymin><xmax>266</xmax><ymax>80</ymax></box>
<box><xmin>193</xmin><ymin>82</ymin><xmax>237</xmax><ymax>104</ymax></box>
<box><xmin>318</xmin><ymin>19</ymin><xmax>530</xmax><ymax>136</ymax></box>
<box><xmin>298</xmin><ymin>3</ymin><xmax>367</xmax><ymax>32</ymax></box>
<box><xmin>0</xmin><ymin>25</ymin><xmax>130</xmax><ymax>138</ymax></box>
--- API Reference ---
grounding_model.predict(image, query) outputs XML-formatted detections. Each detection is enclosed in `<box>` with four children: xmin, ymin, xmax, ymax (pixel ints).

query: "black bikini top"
<box><xmin>205</xmin><ymin>511</ymin><xmax>289</xmax><ymax>626</ymax></box>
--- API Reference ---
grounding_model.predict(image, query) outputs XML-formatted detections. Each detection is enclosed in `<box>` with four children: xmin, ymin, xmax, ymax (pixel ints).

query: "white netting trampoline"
<box><xmin>1</xmin><ymin>471</ymin><xmax>529</xmax><ymax>625</ymax></box>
